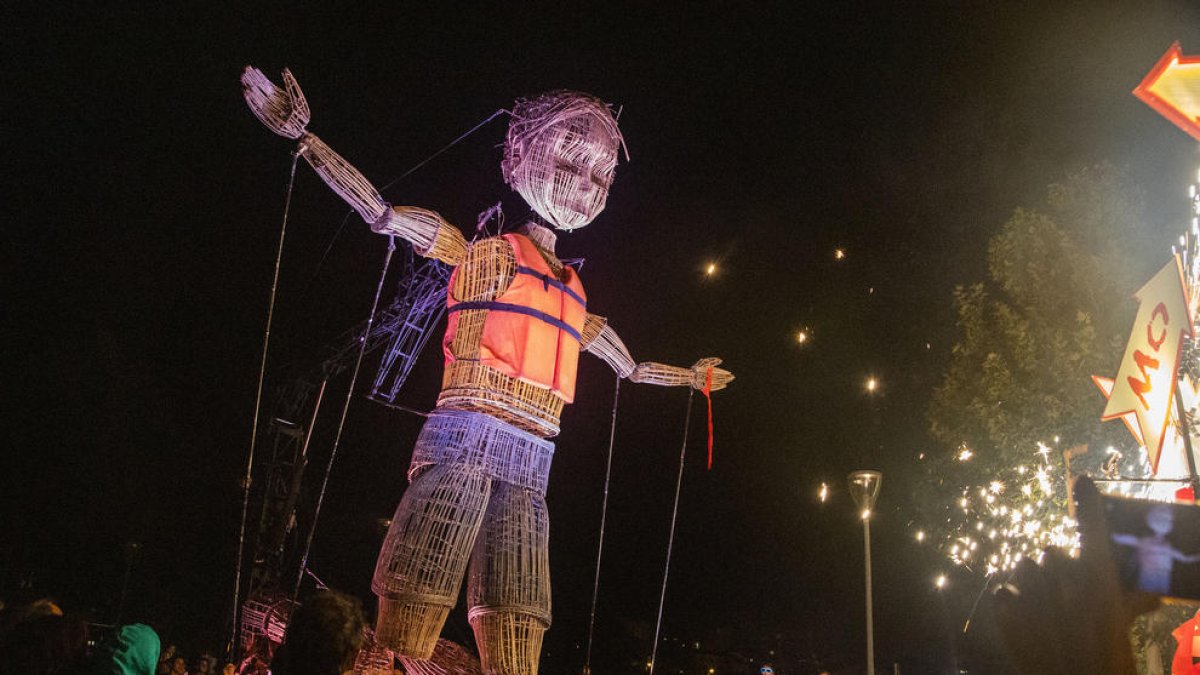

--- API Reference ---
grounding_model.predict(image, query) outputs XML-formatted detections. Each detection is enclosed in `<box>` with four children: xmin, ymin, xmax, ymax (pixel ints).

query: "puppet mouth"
<box><xmin>545</xmin><ymin>207</ymin><xmax>590</xmax><ymax>230</ymax></box>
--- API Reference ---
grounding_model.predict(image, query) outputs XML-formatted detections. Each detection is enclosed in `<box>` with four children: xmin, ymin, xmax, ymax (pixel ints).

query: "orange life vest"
<box><xmin>443</xmin><ymin>233</ymin><xmax>587</xmax><ymax>402</ymax></box>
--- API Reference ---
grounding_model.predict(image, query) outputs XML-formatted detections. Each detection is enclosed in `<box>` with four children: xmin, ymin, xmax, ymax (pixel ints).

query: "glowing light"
<box><xmin>797</xmin><ymin>330</ymin><xmax>809</xmax><ymax>345</ymax></box>
<box><xmin>915</xmin><ymin>530</ymin><xmax>926</xmax><ymax>542</ymax></box>
<box><xmin>866</xmin><ymin>377</ymin><xmax>878</xmax><ymax>393</ymax></box>
<box><xmin>834</xmin><ymin>248</ymin><xmax>846</xmax><ymax>260</ymax></box>
<box><xmin>935</xmin><ymin>574</ymin><xmax>947</xmax><ymax>589</ymax></box>
<box><xmin>861</xmin><ymin>508</ymin><xmax>872</xmax><ymax>520</ymax></box>
<box><xmin>923</xmin><ymin>440</ymin><xmax>1080</xmax><ymax>579</ymax></box>
<box><xmin>818</xmin><ymin>482</ymin><xmax>829</xmax><ymax>502</ymax></box>
<box><xmin>705</xmin><ymin>262</ymin><xmax>717</xmax><ymax>276</ymax></box>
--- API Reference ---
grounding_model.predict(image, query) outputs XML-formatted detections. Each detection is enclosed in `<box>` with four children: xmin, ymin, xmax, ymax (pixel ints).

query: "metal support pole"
<box><xmin>1175</xmin><ymin>382</ymin><xmax>1200</xmax><ymax>501</ymax></box>
<box><xmin>864</xmin><ymin>516</ymin><xmax>874</xmax><ymax>675</ymax></box>
<box><xmin>848</xmin><ymin>470</ymin><xmax>881</xmax><ymax>675</ymax></box>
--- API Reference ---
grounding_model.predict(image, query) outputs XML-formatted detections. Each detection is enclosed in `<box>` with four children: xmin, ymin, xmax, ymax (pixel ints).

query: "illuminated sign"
<box><xmin>1134</xmin><ymin>42</ymin><xmax>1200</xmax><ymax>142</ymax></box>
<box><xmin>1101</xmin><ymin>256</ymin><xmax>1193</xmax><ymax>472</ymax></box>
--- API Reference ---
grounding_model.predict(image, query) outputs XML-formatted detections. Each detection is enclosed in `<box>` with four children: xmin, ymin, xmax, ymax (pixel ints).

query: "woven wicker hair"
<box><xmin>502</xmin><ymin>91</ymin><xmax>624</xmax><ymax>231</ymax></box>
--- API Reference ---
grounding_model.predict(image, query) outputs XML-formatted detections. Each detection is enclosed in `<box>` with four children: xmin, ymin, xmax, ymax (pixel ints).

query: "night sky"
<box><xmin>8</xmin><ymin>3</ymin><xmax>1200</xmax><ymax>672</ymax></box>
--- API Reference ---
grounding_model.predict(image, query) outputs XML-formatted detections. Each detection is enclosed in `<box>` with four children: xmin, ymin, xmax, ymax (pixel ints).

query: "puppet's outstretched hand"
<box><xmin>691</xmin><ymin>358</ymin><xmax>733</xmax><ymax>391</ymax></box>
<box><xmin>626</xmin><ymin>358</ymin><xmax>733</xmax><ymax>389</ymax></box>
<box><xmin>241</xmin><ymin>66</ymin><xmax>311</xmax><ymax>139</ymax></box>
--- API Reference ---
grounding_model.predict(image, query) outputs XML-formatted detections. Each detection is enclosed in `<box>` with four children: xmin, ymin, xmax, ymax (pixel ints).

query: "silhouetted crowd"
<box><xmin>0</xmin><ymin>592</ymin><xmax>364</xmax><ymax>675</ymax></box>
<box><xmin>0</xmin><ymin>478</ymin><xmax>1180</xmax><ymax>675</ymax></box>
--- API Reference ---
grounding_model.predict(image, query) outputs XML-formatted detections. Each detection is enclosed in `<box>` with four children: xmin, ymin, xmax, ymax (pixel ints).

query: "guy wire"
<box><xmin>584</xmin><ymin>375</ymin><xmax>622</xmax><ymax>673</ymax></box>
<box><xmin>305</xmin><ymin>108</ymin><xmax>507</xmax><ymax>298</ymax></box>
<box><xmin>650</xmin><ymin>388</ymin><xmax>696</xmax><ymax>675</ymax></box>
<box><xmin>294</xmin><ymin>235</ymin><xmax>398</xmax><ymax>598</ymax></box>
<box><xmin>230</xmin><ymin>149</ymin><xmax>301</xmax><ymax>658</ymax></box>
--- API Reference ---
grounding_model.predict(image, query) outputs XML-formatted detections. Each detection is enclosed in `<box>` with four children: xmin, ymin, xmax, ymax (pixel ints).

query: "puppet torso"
<box><xmin>437</xmin><ymin>232</ymin><xmax>586</xmax><ymax>438</ymax></box>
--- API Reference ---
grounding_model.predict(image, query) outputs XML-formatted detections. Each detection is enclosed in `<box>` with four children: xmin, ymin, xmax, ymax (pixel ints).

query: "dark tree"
<box><xmin>929</xmin><ymin>164</ymin><xmax>1169</xmax><ymax>477</ymax></box>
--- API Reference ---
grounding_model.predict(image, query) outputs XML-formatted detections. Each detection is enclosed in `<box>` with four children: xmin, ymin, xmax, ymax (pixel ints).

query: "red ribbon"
<box><xmin>703</xmin><ymin>367</ymin><xmax>714</xmax><ymax>470</ymax></box>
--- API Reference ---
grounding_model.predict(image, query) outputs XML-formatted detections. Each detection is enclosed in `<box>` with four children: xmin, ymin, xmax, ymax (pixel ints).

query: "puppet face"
<box><xmin>1147</xmin><ymin>504</ymin><xmax>1174</xmax><ymax>536</ymax></box>
<box><xmin>503</xmin><ymin>92</ymin><xmax>622</xmax><ymax>231</ymax></box>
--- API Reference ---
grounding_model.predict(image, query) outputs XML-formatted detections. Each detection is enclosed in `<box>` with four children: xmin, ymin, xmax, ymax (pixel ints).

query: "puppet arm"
<box><xmin>241</xmin><ymin>66</ymin><xmax>467</xmax><ymax>266</ymax></box>
<box><xmin>1111</xmin><ymin>533</ymin><xmax>1139</xmax><ymax>547</ymax></box>
<box><xmin>1173</xmin><ymin>549</ymin><xmax>1200</xmax><ymax>564</ymax></box>
<box><xmin>581</xmin><ymin>314</ymin><xmax>733</xmax><ymax>390</ymax></box>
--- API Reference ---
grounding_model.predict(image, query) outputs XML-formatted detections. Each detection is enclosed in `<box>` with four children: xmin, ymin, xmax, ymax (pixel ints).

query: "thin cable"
<box><xmin>304</xmin><ymin>567</ymin><xmax>330</xmax><ymax>591</ymax></box>
<box><xmin>961</xmin><ymin>574</ymin><xmax>994</xmax><ymax>634</ymax></box>
<box><xmin>584</xmin><ymin>375</ymin><xmax>621</xmax><ymax>674</ymax></box>
<box><xmin>294</xmin><ymin>235</ymin><xmax>398</xmax><ymax>598</ymax></box>
<box><xmin>378</xmin><ymin>109</ymin><xmax>507</xmax><ymax>197</ymax></box>
<box><xmin>649</xmin><ymin>389</ymin><xmax>695</xmax><ymax>675</ymax></box>
<box><xmin>304</xmin><ymin>109</ymin><xmax>507</xmax><ymax>298</ymax></box>
<box><xmin>230</xmin><ymin>150</ymin><xmax>302</xmax><ymax>658</ymax></box>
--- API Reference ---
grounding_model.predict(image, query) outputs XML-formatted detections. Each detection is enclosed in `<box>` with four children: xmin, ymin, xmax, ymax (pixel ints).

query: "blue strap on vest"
<box><xmin>449</xmin><ymin>300</ymin><xmax>583</xmax><ymax>342</ymax></box>
<box><xmin>515</xmin><ymin>266</ymin><xmax>587</xmax><ymax>307</ymax></box>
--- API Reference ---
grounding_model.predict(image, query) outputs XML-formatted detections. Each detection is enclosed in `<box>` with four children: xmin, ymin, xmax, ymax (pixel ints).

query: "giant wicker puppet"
<box><xmin>242</xmin><ymin>67</ymin><xmax>733</xmax><ymax>674</ymax></box>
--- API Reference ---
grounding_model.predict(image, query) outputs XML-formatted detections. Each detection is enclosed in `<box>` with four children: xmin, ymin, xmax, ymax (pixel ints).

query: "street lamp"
<box><xmin>848</xmin><ymin>470</ymin><xmax>882</xmax><ymax>675</ymax></box>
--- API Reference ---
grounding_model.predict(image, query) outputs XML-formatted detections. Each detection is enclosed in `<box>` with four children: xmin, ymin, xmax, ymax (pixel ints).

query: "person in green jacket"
<box><xmin>91</xmin><ymin>624</ymin><xmax>161</xmax><ymax>675</ymax></box>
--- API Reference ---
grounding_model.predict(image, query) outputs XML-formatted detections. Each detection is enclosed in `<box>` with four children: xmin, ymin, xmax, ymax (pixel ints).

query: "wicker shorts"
<box><xmin>407</xmin><ymin>409</ymin><xmax>554</xmax><ymax>494</ymax></box>
<box><xmin>372</xmin><ymin>409</ymin><xmax>554</xmax><ymax>654</ymax></box>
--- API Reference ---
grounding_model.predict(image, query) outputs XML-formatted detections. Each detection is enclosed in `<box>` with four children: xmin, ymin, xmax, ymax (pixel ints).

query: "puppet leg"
<box><xmin>372</xmin><ymin>461</ymin><xmax>491</xmax><ymax>658</ymax></box>
<box><xmin>467</xmin><ymin>481</ymin><xmax>552</xmax><ymax>675</ymax></box>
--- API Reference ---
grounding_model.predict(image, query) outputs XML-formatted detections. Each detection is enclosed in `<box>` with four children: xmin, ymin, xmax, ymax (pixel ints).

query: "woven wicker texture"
<box><xmin>469</xmin><ymin>613</ymin><xmax>545</xmax><ymax>675</ymax></box>
<box><xmin>243</xmin><ymin>69</ymin><xmax>733</xmax><ymax>673</ymax></box>
<box><xmin>466</xmin><ymin>482</ymin><xmax>551</xmax><ymax>624</ymax></box>
<box><xmin>466</xmin><ymin>481</ymin><xmax>551</xmax><ymax>674</ymax></box>
<box><xmin>373</xmin><ymin>412</ymin><xmax>554</xmax><ymax>666</ymax></box>
<box><xmin>398</xmin><ymin>639</ymin><xmax>483</xmax><ymax>675</ymax></box>
<box><xmin>502</xmin><ymin>91</ymin><xmax>623</xmax><ymax>231</ymax></box>
<box><xmin>373</xmin><ymin>461</ymin><xmax>491</xmax><ymax>658</ymax></box>
<box><xmin>354</xmin><ymin>627</ymin><xmax>397</xmax><ymax>674</ymax></box>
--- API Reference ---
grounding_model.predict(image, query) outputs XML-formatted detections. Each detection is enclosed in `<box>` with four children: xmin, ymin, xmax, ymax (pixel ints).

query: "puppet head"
<box><xmin>1147</xmin><ymin>503</ymin><xmax>1175</xmax><ymax>536</ymax></box>
<box><xmin>502</xmin><ymin>90</ymin><xmax>624</xmax><ymax>231</ymax></box>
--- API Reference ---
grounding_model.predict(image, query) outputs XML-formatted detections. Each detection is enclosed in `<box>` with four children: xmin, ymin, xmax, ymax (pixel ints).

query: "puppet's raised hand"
<box><xmin>241</xmin><ymin>66</ymin><xmax>311</xmax><ymax>139</ymax></box>
<box><xmin>691</xmin><ymin>358</ymin><xmax>733</xmax><ymax>391</ymax></box>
